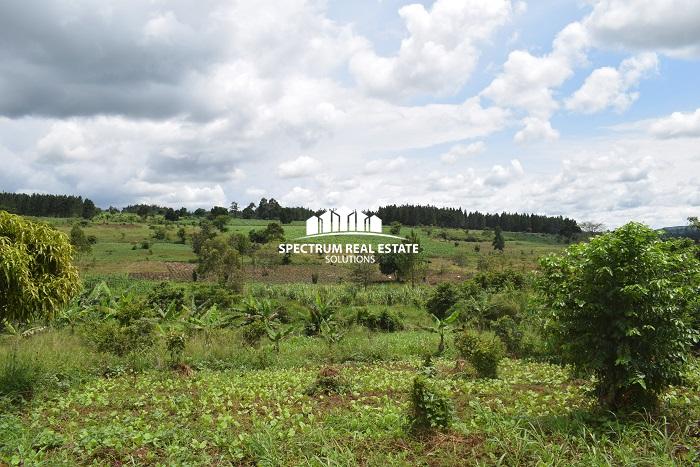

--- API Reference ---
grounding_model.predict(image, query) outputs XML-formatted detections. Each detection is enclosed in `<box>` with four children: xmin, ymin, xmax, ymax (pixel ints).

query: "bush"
<box><xmin>409</xmin><ymin>375</ymin><xmax>453</xmax><ymax>431</ymax></box>
<box><xmin>241</xmin><ymin>321</ymin><xmax>267</xmax><ymax>347</ymax></box>
<box><xmin>89</xmin><ymin>318</ymin><xmax>156</xmax><ymax>356</ymax></box>
<box><xmin>0</xmin><ymin>351</ymin><xmax>42</xmax><ymax>403</ymax></box>
<box><xmin>305</xmin><ymin>367</ymin><xmax>346</xmax><ymax>396</ymax></box>
<box><xmin>455</xmin><ymin>329</ymin><xmax>506</xmax><ymax>378</ymax></box>
<box><xmin>425</xmin><ymin>283</ymin><xmax>459</xmax><ymax>319</ymax></box>
<box><xmin>538</xmin><ymin>223</ymin><xmax>700</xmax><ymax>410</ymax></box>
<box><xmin>1</xmin><ymin>211</ymin><xmax>81</xmax><ymax>323</ymax></box>
<box><xmin>355</xmin><ymin>308</ymin><xmax>405</xmax><ymax>332</ymax></box>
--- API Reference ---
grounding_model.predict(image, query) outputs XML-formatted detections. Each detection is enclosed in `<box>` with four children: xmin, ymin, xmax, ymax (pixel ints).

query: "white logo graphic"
<box><xmin>306</xmin><ymin>209</ymin><xmax>381</xmax><ymax>236</ymax></box>
<box><xmin>299</xmin><ymin>209</ymin><xmax>401</xmax><ymax>239</ymax></box>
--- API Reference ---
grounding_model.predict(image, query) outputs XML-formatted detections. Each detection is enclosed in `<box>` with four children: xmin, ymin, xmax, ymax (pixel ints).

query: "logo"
<box><xmin>301</xmin><ymin>209</ymin><xmax>403</xmax><ymax>240</ymax></box>
<box><xmin>279</xmin><ymin>208</ymin><xmax>419</xmax><ymax>264</ymax></box>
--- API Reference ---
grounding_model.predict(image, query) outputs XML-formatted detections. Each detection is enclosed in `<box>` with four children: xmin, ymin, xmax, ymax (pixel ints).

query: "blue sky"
<box><xmin>0</xmin><ymin>0</ymin><xmax>699</xmax><ymax>227</ymax></box>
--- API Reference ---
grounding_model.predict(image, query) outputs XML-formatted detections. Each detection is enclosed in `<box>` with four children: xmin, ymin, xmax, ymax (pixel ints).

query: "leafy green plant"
<box><xmin>425</xmin><ymin>283</ymin><xmax>460</xmax><ymax>319</ymax></box>
<box><xmin>266</xmin><ymin>324</ymin><xmax>294</xmax><ymax>353</ymax></box>
<box><xmin>306</xmin><ymin>292</ymin><xmax>336</xmax><ymax>336</ymax></box>
<box><xmin>1</xmin><ymin>211</ymin><xmax>81</xmax><ymax>323</ymax></box>
<box><xmin>166</xmin><ymin>331</ymin><xmax>186</xmax><ymax>365</ymax></box>
<box><xmin>409</xmin><ymin>375</ymin><xmax>453</xmax><ymax>431</ymax></box>
<box><xmin>305</xmin><ymin>366</ymin><xmax>346</xmax><ymax>396</ymax></box>
<box><xmin>355</xmin><ymin>308</ymin><xmax>405</xmax><ymax>332</ymax></box>
<box><xmin>454</xmin><ymin>329</ymin><xmax>506</xmax><ymax>378</ymax></box>
<box><xmin>537</xmin><ymin>222</ymin><xmax>700</xmax><ymax>410</ymax></box>
<box><xmin>421</xmin><ymin>311</ymin><xmax>459</xmax><ymax>355</ymax></box>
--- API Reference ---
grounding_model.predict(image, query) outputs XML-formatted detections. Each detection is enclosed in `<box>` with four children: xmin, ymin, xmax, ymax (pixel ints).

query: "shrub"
<box><xmin>425</xmin><ymin>283</ymin><xmax>459</xmax><ymax>319</ymax></box>
<box><xmin>305</xmin><ymin>366</ymin><xmax>346</xmax><ymax>395</ymax></box>
<box><xmin>89</xmin><ymin>318</ymin><xmax>156</xmax><ymax>356</ymax></box>
<box><xmin>1</xmin><ymin>211</ymin><xmax>81</xmax><ymax>323</ymax></box>
<box><xmin>355</xmin><ymin>308</ymin><xmax>405</xmax><ymax>332</ymax></box>
<box><xmin>166</xmin><ymin>331</ymin><xmax>186</xmax><ymax>364</ymax></box>
<box><xmin>537</xmin><ymin>222</ymin><xmax>700</xmax><ymax>410</ymax></box>
<box><xmin>409</xmin><ymin>375</ymin><xmax>453</xmax><ymax>431</ymax></box>
<box><xmin>311</xmin><ymin>272</ymin><xmax>319</xmax><ymax>284</ymax></box>
<box><xmin>241</xmin><ymin>320</ymin><xmax>268</xmax><ymax>347</ymax></box>
<box><xmin>455</xmin><ymin>329</ymin><xmax>506</xmax><ymax>378</ymax></box>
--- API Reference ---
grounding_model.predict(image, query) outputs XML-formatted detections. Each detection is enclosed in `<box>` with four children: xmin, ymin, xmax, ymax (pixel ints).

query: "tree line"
<box><xmin>375</xmin><ymin>204</ymin><xmax>581</xmax><ymax>236</ymax></box>
<box><xmin>1</xmin><ymin>192</ymin><xmax>581</xmax><ymax>235</ymax></box>
<box><xmin>0</xmin><ymin>192</ymin><xmax>96</xmax><ymax>218</ymax></box>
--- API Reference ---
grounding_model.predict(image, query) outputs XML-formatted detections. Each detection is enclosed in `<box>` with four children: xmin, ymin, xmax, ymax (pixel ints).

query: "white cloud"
<box><xmin>364</xmin><ymin>156</ymin><xmax>407</xmax><ymax>174</ymax></box>
<box><xmin>583</xmin><ymin>0</ymin><xmax>700</xmax><ymax>58</ymax></box>
<box><xmin>481</xmin><ymin>22</ymin><xmax>589</xmax><ymax>141</ymax></box>
<box><xmin>440</xmin><ymin>142</ymin><xmax>485</xmax><ymax>163</ymax></box>
<box><xmin>484</xmin><ymin>159</ymin><xmax>524</xmax><ymax>187</ymax></box>
<box><xmin>277</xmin><ymin>156</ymin><xmax>319</xmax><ymax>179</ymax></box>
<box><xmin>280</xmin><ymin>186</ymin><xmax>315</xmax><ymax>206</ymax></box>
<box><xmin>566</xmin><ymin>53</ymin><xmax>658</xmax><ymax>114</ymax></box>
<box><xmin>350</xmin><ymin>0</ymin><xmax>514</xmax><ymax>100</ymax></box>
<box><xmin>514</xmin><ymin>117</ymin><xmax>559</xmax><ymax>143</ymax></box>
<box><xmin>648</xmin><ymin>108</ymin><xmax>700</xmax><ymax>138</ymax></box>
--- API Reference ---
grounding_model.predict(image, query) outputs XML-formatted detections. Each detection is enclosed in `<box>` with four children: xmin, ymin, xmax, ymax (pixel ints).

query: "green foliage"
<box><xmin>455</xmin><ymin>329</ymin><xmax>506</xmax><ymax>378</ymax></box>
<box><xmin>355</xmin><ymin>307</ymin><xmax>405</xmax><ymax>332</ymax></box>
<box><xmin>305</xmin><ymin>367</ymin><xmax>346</xmax><ymax>396</ymax></box>
<box><xmin>70</xmin><ymin>224</ymin><xmax>91</xmax><ymax>254</ymax></box>
<box><xmin>538</xmin><ymin>222</ymin><xmax>700</xmax><ymax>410</ymax></box>
<box><xmin>0</xmin><ymin>351</ymin><xmax>42</xmax><ymax>403</ymax></box>
<box><xmin>409</xmin><ymin>375</ymin><xmax>453</xmax><ymax>431</ymax></box>
<box><xmin>166</xmin><ymin>331</ymin><xmax>186</xmax><ymax>364</ymax></box>
<box><xmin>425</xmin><ymin>283</ymin><xmax>459</xmax><ymax>319</ymax></box>
<box><xmin>389</xmin><ymin>221</ymin><xmax>402</xmax><ymax>235</ymax></box>
<box><xmin>212</xmin><ymin>215</ymin><xmax>229</xmax><ymax>232</ymax></box>
<box><xmin>89</xmin><ymin>318</ymin><xmax>156</xmax><ymax>356</ymax></box>
<box><xmin>306</xmin><ymin>292</ymin><xmax>336</xmax><ymax>336</ymax></box>
<box><xmin>249</xmin><ymin>222</ymin><xmax>285</xmax><ymax>244</ymax></box>
<box><xmin>196</xmin><ymin>236</ymin><xmax>242</xmax><ymax>289</ymax></box>
<box><xmin>1</xmin><ymin>211</ymin><xmax>81</xmax><ymax>323</ymax></box>
<box><xmin>492</xmin><ymin>226</ymin><xmax>505</xmax><ymax>251</ymax></box>
<box><xmin>420</xmin><ymin>311</ymin><xmax>459</xmax><ymax>355</ymax></box>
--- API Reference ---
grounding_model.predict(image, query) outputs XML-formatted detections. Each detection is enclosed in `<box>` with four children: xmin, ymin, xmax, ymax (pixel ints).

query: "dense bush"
<box><xmin>455</xmin><ymin>329</ymin><xmax>506</xmax><ymax>378</ymax></box>
<box><xmin>1</xmin><ymin>211</ymin><xmax>81</xmax><ymax>323</ymax></box>
<box><xmin>89</xmin><ymin>318</ymin><xmax>156</xmax><ymax>356</ymax></box>
<box><xmin>409</xmin><ymin>375</ymin><xmax>453</xmax><ymax>431</ymax></box>
<box><xmin>425</xmin><ymin>283</ymin><xmax>459</xmax><ymax>319</ymax></box>
<box><xmin>355</xmin><ymin>308</ymin><xmax>405</xmax><ymax>332</ymax></box>
<box><xmin>538</xmin><ymin>222</ymin><xmax>700</xmax><ymax>410</ymax></box>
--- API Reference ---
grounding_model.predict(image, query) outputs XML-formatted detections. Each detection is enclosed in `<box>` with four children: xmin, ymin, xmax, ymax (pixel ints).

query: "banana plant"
<box><xmin>308</xmin><ymin>292</ymin><xmax>336</xmax><ymax>336</ymax></box>
<box><xmin>266</xmin><ymin>323</ymin><xmax>294</xmax><ymax>353</ymax></box>
<box><xmin>421</xmin><ymin>310</ymin><xmax>459</xmax><ymax>355</ymax></box>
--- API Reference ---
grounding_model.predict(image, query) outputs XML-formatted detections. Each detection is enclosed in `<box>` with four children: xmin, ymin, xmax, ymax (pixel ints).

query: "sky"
<box><xmin>0</xmin><ymin>0</ymin><xmax>699</xmax><ymax>228</ymax></box>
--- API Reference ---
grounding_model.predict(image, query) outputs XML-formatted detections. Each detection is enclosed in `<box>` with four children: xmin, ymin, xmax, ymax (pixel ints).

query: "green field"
<box><xmin>2</xmin><ymin>214</ymin><xmax>698</xmax><ymax>466</ymax></box>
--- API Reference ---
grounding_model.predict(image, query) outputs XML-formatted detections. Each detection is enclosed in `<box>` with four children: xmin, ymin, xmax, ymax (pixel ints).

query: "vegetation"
<box><xmin>2</xmin><ymin>211</ymin><xmax>700</xmax><ymax>465</ymax></box>
<box><xmin>538</xmin><ymin>222</ymin><xmax>700</xmax><ymax>410</ymax></box>
<box><xmin>1</xmin><ymin>211</ymin><xmax>81</xmax><ymax>323</ymax></box>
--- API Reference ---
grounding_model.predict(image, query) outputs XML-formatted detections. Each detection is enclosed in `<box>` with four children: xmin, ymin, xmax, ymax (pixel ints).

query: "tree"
<box><xmin>212</xmin><ymin>215</ymin><xmax>229</xmax><ymax>232</ymax></box>
<box><xmin>395</xmin><ymin>230</ymin><xmax>425</xmax><ymax>286</ymax></box>
<box><xmin>70</xmin><ymin>224</ymin><xmax>91</xmax><ymax>254</ymax></box>
<box><xmin>191</xmin><ymin>221</ymin><xmax>216</xmax><ymax>255</ymax></box>
<box><xmin>537</xmin><ymin>223</ymin><xmax>700</xmax><ymax>410</ymax></box>
<box><xmin>689</xmin><ymin>217</ymin><xmax>700</xmax><ymax>230</ymax></box>
<box><xmin>229</xmin><ymin>202</ymin><xmax>239</xmax><ymax>217</ymax></box>
<box><xmin>425</xmin><ymin>283</ymin><xmax>459</xmax><ymax>320</ymax></box>
<box><xmin>81</xmin><ymin>198</ymin><xmax>97</xmax><ymax>219</ymax></box>
<box><xmin>176</xmin><ymin>227</ymin><xmax>186</xmax><ymax>244</ymax></box>
<box><xmin>1</xmin><ymin>211</ymin><xmax>81</xmax><ymax>323</ymax></box>
<box><xmin>350</xmin><ymin>261</ymin><xmax>374</xmax><ymax>289</ymax></box>
<box><xmin>579</xmin><ymin>221</ymin><xmax>606</xmax><ymax>234</ymax></box>
<box><xmin>492</xmin><ymin>226</ymin><xmax>505</xmax><ymax>251</ymax></box>
<box><xmin>389</xmin><ymin>221</ymin><xmax>402</xmax><ymax>235</ymax></box>
<box><xmin>196</xmin><ymin>237</ymin><xmax>242</xmax><ymax>289</ymax></box>
<box><xmin>377</xmin><ymin>252</ymin><xmax>399</xmax><ymax>279</ymax></box>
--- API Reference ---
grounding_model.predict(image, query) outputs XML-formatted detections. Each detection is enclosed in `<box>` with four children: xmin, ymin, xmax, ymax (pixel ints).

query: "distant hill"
<box><xmin>659</xmin><ymin>225</ymin><xmax>700</xmax><ymax>241</ymax></box>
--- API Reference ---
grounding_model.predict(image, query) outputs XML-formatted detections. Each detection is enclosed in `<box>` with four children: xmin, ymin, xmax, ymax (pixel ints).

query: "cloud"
<box><xmin>566</xmin><ymin>53</ymin><xmax>658</xmax><ymax>114</ymax></box>
<box><xmin>364</xmin><ymin>156</ymin><xmax>407</xmax><ymax>174</ymax></box>
<box><xmin>648</xmin><ymin>108</ymin><xmax>700</xmax><ymax>138</ymax></box>
<box><xmin>583</xmin><ymin>0</ymin><xmax>700</xmax><ymax>57</ymax></box>
<box><xmin>514</xmin><ymin>117</ymin><xmax>559</xmax><ymax>143</ymax></box>
<box><xmin>440</xmin><ymin>142</ymin><xmax>485</xmax><ymax>163</ymax></box>
<box><xmin>277</xmin><ymin>156</ymin><xmax>319</xmax><ymax>179</ymax></box>
<box><xmin>484</xmin><ymin>160</ymin><xmax>524</xmax><ymax>187</ymax></box>
<box><xmin>481</xmin><ymin>22</ymin><xmax>589</xmax><ymax>141</ymax></box>
<box><xmin>350</xmin><ymin>0</ymin><xmax>514</xmax><ymax>100</ymax></box>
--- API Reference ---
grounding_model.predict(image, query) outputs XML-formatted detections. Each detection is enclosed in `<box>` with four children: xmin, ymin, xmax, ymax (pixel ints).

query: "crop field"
<box><xmin>2</xmin><ymin>213</ymin><xmax>699</xmax><ymax>466</ymax></box>
<box><xmin>38</xmin><ymin>217</ymin><xmax>567</xmax><ymax>282</ymax></box>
